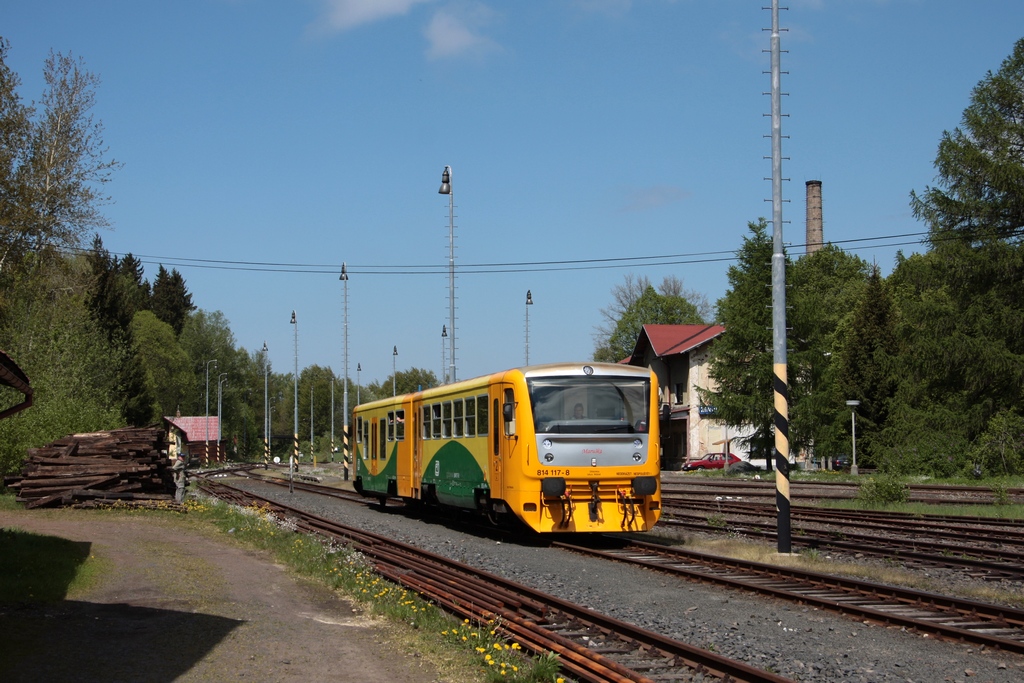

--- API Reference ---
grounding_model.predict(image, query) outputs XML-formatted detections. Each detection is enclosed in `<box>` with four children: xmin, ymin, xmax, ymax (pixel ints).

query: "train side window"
<box><xmin>421</xmin><ymin>406</ymin><xmax>431</xmax><ymax>439</ymax></box>
<box><xmin>477</xmin><ymin>394</ymin><xmax>489</xmax><ymax>436</ymax></box>
<box><xmin>442</xmin><ymin>401</ymin><xmax>452</xmax><ymax>438</ymax></box>
<box><xmin>387</xmin><ymin>412</ymin><xmax>395</xmax><ymax>442</ymax></box>
<box><xmin>356</xmin><ymin>416</ymin><xmax>362</xmax><ymax>443</ymax></box>
<box><xmin>464</xmin><ymin>397</ymin><xmax>476</xmax><ymax>436</ymax></box>
<box><xmin>503</xmin><ymin>388</ymin><xmax>516</xmax><ymax>436</ymax></box>
<box><xmin>452</xmin><ymin>399</ymin><xmax>464</xmax><ymax>438</ymax></box>
<box><xmin>379</xmin><ymin>418</ymin><xmax>387</xmax><ymax>459</ymax></box>
<box><xmin>395</xmin><ymin>410</ymin><xmax>405</xmax><ymax>440</ymax></box>
<box><xmin>432</xmin><ymin>403</ymin><xmax>442</xmax><ymax>439</ymax></box>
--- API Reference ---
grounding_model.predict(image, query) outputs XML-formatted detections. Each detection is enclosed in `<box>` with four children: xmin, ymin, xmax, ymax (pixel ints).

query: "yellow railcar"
<box><xmin>353</xmin><ymin>362</ymin><xmax>661</xmax><ymax>533</ymax></box>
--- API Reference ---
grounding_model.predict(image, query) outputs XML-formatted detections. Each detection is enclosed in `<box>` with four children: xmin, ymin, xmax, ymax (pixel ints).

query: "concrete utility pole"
<box><xmin>767</xmin><ymin>0</ymin><xmax>792</xmax><ymax>554</ymax></box>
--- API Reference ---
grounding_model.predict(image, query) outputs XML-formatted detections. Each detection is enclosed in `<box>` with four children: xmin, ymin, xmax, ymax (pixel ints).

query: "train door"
<box><xmin>493</xmin><ymin>384</ymin><xmax>520</xmax><ymax>499</ymax></box>
<box><xmin>370</xmin><ymin>417</ymin><xmax>378</xmax><ymax>475</ymax></box>
<box><xmin>411</xmin><ymin>401</ymin><xmax>422</xmax><ymax>499</ymax></box>
<box><xmin>378</xmin><ymin>417</ymin><xmax>387</xmax><ymax>478</ymax></box>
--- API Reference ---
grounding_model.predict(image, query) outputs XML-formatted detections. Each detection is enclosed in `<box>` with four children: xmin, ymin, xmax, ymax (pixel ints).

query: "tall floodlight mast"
<box><xmin>767</xmin><ymin>0</ymin><xmax>792</xmax><ymax>553</ymax></box>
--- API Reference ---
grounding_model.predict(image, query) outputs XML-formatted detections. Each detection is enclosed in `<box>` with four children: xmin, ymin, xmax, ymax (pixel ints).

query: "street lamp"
<box><xmin>205</xmin><ymin>359</ymin><xmax>217</xmax><ymax>465</ymax></box>
<box><xmin>525</xmin><ymin>289</ymin><xmax>533</xmax><ymax>365</ymax></box>
<box><xmin>438</xmin><ymin>165</ymin><xmax>456</xmax><ymax>382</ymax></box>
<box><xmin>263</xmin><ymin>342</ymin><xmax>270</xmax><ymax>469</ymax></box>
<box><xmin>217</xmin><ymin>372</ymin><xmax>227</xmax><ymax>460</ymax></box>
<box><xmin>356</xmin><ymin>363</ymin><xmax>361</xmax><ymax>405</ymax></box>
<box><xmin>392</xmin><ymin>346</ymin><xmax>398</xmax><ymax>396</ymax></box>
<box><xmin>846</xmin><ymin>400</ymin><xmax>861</xmax><ymax>475</ymax></box>
<box><xmin>441</xmin><ymin>325</ymin><xmax>447</xmax><ymax>384</ymax></box>
<box><xmin>340</xmin><ymin>262</ymin><xmax>350</xmax><ymax>475</ymax></box>
<box><xmin>290</xmin><ymin>310</ymin><xmax>298</xmax><ymax>493</ymax></box>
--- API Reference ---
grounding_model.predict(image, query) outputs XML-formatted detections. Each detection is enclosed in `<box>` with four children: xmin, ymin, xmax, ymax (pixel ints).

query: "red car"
<box><xmin>682</xmin><ymin>452</ymin><xmax>742</xmax><ymax>471</ymax></box>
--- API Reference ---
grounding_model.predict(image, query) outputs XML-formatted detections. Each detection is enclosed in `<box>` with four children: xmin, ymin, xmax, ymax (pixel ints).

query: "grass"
<box><xmin>0</xmin><ymin>491</ymin><xmax>569</xmax><ymax>683</ymax></box>
<box><xmin>183</xmin><ymin>494</ymin><xmax>569</xmax><ymax>683</ymax></box>
<box><xmin>0</xmin><ymin>526</ymin><xmax>108</xmax><ymax>601</ymax></box>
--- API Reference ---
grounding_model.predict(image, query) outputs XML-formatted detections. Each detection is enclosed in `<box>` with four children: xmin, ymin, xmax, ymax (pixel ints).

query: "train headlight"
<box><xmin>542</xmin><ymin>439</ymin><xmax>552</xmax><ymax>450</ymax></box>
<box><xmin>632</xmin><ymin>453</ymin><xmax>642</xmax><ymax>462</ymax></box>
<box><xmin>633</xmin><ymin>438</ymin><xmax>643</xmax><ymax>449</ymax></box>
<box><xmin>544</xmin><ymin>453</ymin><xmax>554</xmax><ymax>462</ymax></box>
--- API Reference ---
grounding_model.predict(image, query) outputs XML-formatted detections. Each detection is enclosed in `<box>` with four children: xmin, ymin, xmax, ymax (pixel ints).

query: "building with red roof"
<box><xmin>163</xmin><ymin>414</ymin><xmax>224</xmax><ymax>465</ymax></box>
<box><xmin>624</xmin><ymin>324</ymin><xmax>753</xmax><ymax>470</ymax></box>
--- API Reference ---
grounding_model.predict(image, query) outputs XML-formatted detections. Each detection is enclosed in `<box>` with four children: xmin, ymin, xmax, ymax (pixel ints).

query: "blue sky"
<box><xmin>4</xmin><ymin>1</ymin><xmax>1022</xmax><ymax>388</ymax></box>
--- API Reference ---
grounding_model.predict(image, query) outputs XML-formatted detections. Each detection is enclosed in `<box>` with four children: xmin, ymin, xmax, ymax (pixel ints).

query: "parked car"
<box><xmin>682</xmin><ymin>452</ymin><xmax>742</xmax><ymax>471</ymax></box>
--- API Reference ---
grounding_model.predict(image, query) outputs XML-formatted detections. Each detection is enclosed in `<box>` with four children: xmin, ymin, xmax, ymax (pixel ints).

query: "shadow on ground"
<box><xmin>0</xmin><ymin>600</ymin><xmax>241</xmax><ymax>682</ymax></box>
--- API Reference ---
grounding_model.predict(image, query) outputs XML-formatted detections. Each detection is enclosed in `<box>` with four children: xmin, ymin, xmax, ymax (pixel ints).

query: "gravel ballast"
<box><xmin>230</xmin><ymin>477</ymin><xmax>1024</xmax><ymax>683</ymax></box>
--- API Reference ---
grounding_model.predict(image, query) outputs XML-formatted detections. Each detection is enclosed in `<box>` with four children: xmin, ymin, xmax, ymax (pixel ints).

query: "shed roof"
<box><xmin>164</xmin><ymin>415</ymin><xmax>220</xmax><ymax>441</ymax></box>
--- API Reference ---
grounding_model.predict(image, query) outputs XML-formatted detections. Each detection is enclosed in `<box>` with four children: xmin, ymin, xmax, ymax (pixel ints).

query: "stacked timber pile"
<box><xmin>4</xmin><ymin>426</ymin><xmax>180</xmax><ymax>510</ymax></box>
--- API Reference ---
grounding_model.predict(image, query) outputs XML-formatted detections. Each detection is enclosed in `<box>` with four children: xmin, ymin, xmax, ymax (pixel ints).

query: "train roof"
<box><xmin>354</xmin><ymin>362</ymin><xmax>653</xmax><ymax>411</ymax></box>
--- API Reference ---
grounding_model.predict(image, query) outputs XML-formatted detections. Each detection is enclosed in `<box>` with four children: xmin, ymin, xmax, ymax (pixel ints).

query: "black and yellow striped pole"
<box><xmin>342</xmin><ymin>425</ymin><xmax>350</xmax><ymax>481</ymax></box>
<box><xmin>768</xmin><ymin>0</ymin><xmax>792</xmax><ymax>554</ymax></box>
<box><xmin>340</xmin><ymin>263</ymin><xmax>351</xmax><ymax>482</ymax></box>
<box><xmin>290</xmin><ymin>310</ymin><xmax>298</xmax><ymax>494</ymax></box>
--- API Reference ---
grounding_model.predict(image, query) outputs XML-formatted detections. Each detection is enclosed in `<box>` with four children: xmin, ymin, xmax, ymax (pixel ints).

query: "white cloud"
<box><xmin>425</xmin><ymin>4</ymin><xmax>500</xmax><ymax>60</ymax></box>
<box><xmin>316</xmin><ymin>0</ymin><xmax>434</xmax><ymax>32</ymax></box>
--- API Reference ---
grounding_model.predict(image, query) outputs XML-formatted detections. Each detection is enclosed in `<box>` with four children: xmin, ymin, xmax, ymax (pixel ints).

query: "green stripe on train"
<box><xmin>356</xmin><ymin>444</ymin><xmax>398</xmax><ymax>494</ymax></box>
<box><xmin>422</xmin><ymin>441</ymin><xmax>486</xmax><ymax>509</ymax></box>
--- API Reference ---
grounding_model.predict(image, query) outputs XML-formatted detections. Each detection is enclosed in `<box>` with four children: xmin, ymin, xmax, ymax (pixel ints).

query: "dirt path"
<box><xmin>0</xmin><ymin>509</ymin><xmax>444</xmax><ymax>682</ymax></box>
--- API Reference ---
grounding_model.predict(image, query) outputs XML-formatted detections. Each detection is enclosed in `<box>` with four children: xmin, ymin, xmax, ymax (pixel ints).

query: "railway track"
<box><xmin>662</xmin><ymin>477</ymin><xmax>1024</xmax><ymax>505</ymax></box>
<box><xmin>660</xmin><ymin>498</ymin><xmax>1024</xmax><ymax>580</ymax></box>
<box><xmin>196</xmin><ymin>475</ymin><xmax>791</xmax><ymax>683</ymax></box>
<box><xmin>206</xmin><ymin>467</ymin><xmax>1024</xmax><ymax>665</ymax></box>
<box><xmin>556</xmin><ymin>538</ymin><xmax>1024</xmax><ymax>655</ymax></box>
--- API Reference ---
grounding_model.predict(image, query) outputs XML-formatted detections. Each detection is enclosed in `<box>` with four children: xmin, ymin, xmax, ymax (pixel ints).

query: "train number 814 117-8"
<box><xmin>536</xmin><ymin>468</ymin><xmax>570</xmax><ymax>477</ymax></box>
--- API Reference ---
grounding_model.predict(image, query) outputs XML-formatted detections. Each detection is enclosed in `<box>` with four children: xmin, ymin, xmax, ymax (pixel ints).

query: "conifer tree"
<box><xmin>699</xmin><ymin>219</ymin><xmax>778</xmax><ymax>469</ymax></box>
<box><xmin>834</xmin><ymin>264</ymin><xmax>896</xmax><ymax>467</ymax></box>
<box><xmin>151</xmin><ymin>264</ymin><xmax>195</xmax><ymax>336</ymax></box>
<box><xmin>895</xmin><ymin>37</ymin><xmax>1024</xmax><ymax>466</ymax></box>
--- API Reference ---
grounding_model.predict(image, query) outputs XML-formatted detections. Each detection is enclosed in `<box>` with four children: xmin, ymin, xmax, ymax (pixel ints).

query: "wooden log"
<box><xmin>23</xmin><ymin>493</ymin><xmax>66</xmax><ymax>509</ymax></box>
<box><xmin>7</xmin><ymin>474</ymin><xmax>121</xmax><ymax>489</ymax></box>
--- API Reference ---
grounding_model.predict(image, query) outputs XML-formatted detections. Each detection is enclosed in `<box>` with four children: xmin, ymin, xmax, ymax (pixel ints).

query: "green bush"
<box><xmin>857</xmin><ymin>474</ymin><xmax>909</xmax><ymax>507</ymax></box>
<box><xmin>969</xmin><ymin>410</ymin><xmax>1024</xmax><ymax>477</ymax></box>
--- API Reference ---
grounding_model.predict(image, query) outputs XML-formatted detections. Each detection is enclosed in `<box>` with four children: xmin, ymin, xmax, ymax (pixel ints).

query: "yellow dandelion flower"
<box><xmin>493</xmin><ymin>643</ymin><xmax>502</xmax><ymax>650</ymax></box>
<box><xmin>476</xmin><ymin>647</ymin><xmax>486</xmax><ymax>653</ymax></box>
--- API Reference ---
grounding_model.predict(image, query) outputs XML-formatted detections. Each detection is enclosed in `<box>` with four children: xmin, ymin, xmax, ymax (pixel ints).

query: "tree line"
<box><xmin>600</xmin><ymin>40</ymin><xmax>1024</xmax><ymax>478</ymax></box>
<box><xmin>2</xmin><ymin>37</ymin><xmax>1023</xmax><ymax>479</ymax></box>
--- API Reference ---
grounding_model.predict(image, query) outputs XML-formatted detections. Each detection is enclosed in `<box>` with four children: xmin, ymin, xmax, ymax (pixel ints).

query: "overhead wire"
<box><xmin>54</xmin><ymin>229</ymin><xmax>935</xmax><ymax>276</ymax></box>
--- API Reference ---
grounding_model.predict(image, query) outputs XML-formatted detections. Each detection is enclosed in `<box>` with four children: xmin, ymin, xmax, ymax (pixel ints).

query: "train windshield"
<box><xmin>527</xmin><ymin>376</ymin><xmax>650</xmax><ymax>434</ymax></box>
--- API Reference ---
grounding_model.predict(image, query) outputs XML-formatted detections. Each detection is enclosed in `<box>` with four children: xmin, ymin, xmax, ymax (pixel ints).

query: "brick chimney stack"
<box><xmin>806</xmin><ymin>180</ymin><xmax>823</xmax><ymax>255</ymax></box>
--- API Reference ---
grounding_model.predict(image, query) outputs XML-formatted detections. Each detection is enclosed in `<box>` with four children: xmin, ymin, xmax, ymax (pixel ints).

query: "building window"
<box><xmin>675</xmin><ymin>383</ymin><xmax>688</xmax><ymax>405</ymax></box>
